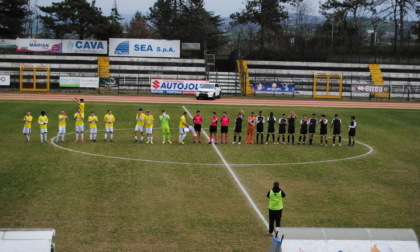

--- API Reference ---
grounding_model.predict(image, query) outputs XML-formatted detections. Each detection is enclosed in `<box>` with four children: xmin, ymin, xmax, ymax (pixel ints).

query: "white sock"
<box><xmin>135</xmin><ymin>136</ymin><xmax>138</xmax><ymax>140</ymax></box>
<box><xmin>40</xmin><ymin>134</ymin><xmax>43</xmax><ymax>142</ymax></box>
<box><xmin>179</xmin><ymin>134</ymin><xmax>182</xmax><ymax>141</ymax></box>
<box><xmin>181</xmin><ymin>134</ymin><xmax>186</xmax><ymax>141</ymax></box>
<box><xmin>150</xmin><ymin>137</ymin><xmax>153</xmax><ymax>142</ymax></box>
<box><xmin>141</xmin><ymin>136</ymin><xmax>144</xmax><ymax>141</ymax></box>
<box><xmin>90</xmin><ymin>134</ymin><xmax>92</xmax><ymax>140</ymax></box>
<box><xmin>76</xmin><ymin>133</ymin><xmax>79</xmax><ymax>140</ymax></box>
<box><xmin>110</xmin><ymin>133</ymin><xmax>113</xmax><ymax>140</ymax></box>
<box><xmin>104</xmin><ymin>133</ymin><xmax>108</xmax><ymax>139</ymax></box>
<box><xmin>93</xmin><ymin>133</ymin><xmax>96</xmax><ymax>140</ymax></box>
<box><xmin>81</xmin><ymin>133</ymin><xmax>84</xmax><ymax>140</ymax></box>
<box><xmin>44</xmin><ymin>133</ymin><xmax>47</xmax><ymax>141</ymax></box>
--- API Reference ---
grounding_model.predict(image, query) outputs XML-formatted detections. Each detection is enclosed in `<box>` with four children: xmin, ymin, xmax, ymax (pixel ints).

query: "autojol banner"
<box><xmin>109</xmin><ymin>39</ymin><xmax>180</xmax><ymax>58</ymax></box>
<box><xmin>150</xmin><ymin>79</ymin><xmax>209</xmax><ymax>95</ymax></box>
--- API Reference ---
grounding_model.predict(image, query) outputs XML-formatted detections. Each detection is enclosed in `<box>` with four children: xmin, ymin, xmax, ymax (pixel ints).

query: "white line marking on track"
<box><xmin>183</xmin><ymin>106</ymin><xmax>269</xmax><ymax>229</ymax></box>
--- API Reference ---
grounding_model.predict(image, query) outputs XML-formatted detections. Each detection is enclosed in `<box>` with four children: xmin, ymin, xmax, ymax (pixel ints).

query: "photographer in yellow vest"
<box><xmin>267</xmin><ymin>182</ymin><xmax>286</xmax><ymax>236</ymax></box>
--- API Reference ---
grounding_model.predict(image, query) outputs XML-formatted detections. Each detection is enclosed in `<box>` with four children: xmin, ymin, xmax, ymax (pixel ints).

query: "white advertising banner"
<box><xmin>109</xmin><ymin>39</ymin><xmax>180</xmax><ymax>58</ymax></box>
<box><xmin>16</xmin><ymin>38</ymin><xmax>62</xmax><ymax>53</ymax></box>
<box><xmin>150</xmin><ymin>79</ymin><xmax>209</xmax><ymax>95</ymax></box>
<box><xmin>0</xmin><ymin>75</ymin><xmax>11</xmax><ymax>86</ymax></box>
<box><xmin>59</xmin><ymin>77</ymin><xmax>99</xmax><ymax>88</ymax></box>
<box><xmin>80</xmin><ymin>77</ymin><xmax>99</xmax><ymax>88</ymax></box>
<box><xmin>62</xmin><ymin>40</ymin><xmax>108</xmax><ymax>54</ymax></box>
<box><xmin>0</xmin><ymin>39</ymin><xmax>16</xmax><ymax>49</ymax></box>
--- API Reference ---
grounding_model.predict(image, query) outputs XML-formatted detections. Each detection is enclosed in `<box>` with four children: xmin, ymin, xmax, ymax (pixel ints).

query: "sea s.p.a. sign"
<box><xmin>151</xmin><ymin>79</ymin><xmax>209</xmax><ymax>95</ymax></box>
<box><xmin>109</xmin><ymin>39</ymin><xmax>180</xmax><ymax>58</ymax></box>
<box><xmin>62</xmin><ymin>40</ymin><xmax>107</xmax><ymax>54</ymax></box>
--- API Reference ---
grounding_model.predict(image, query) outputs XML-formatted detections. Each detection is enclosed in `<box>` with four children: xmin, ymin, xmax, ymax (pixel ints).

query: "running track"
<box><xmin>1</xmin><ymin>93</ymin><xmax>419</xmax><ymax>109</ymax></box>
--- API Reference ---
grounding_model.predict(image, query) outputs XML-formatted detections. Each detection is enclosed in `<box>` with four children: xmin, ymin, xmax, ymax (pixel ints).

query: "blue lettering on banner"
<box><xmin>75</xmin><ymin>41</ymin><xmax>104</xmax><ymax>50</ymax></box>
<box><xmin>134</xmin><ymin>44</ymin><xmax>153</xmax><ymax>52</ymax></box>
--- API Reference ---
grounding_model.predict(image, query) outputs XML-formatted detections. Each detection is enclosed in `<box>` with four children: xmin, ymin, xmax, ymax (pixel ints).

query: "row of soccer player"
<box><xmin>22</xmin><ymin>108</ymin><xmax>358</xmax><ymax>146</ymax></box>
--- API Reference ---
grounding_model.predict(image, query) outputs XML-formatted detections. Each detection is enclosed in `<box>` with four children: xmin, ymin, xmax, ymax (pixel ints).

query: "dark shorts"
<box><xmin>320</xmin><ymin>129</ymin><xmax>328</xmax><ymax>135</ymax></box>
<box><xmin>267</xmin><ymin>126</ymin><xmax>275</xmax><ymax>133</ymax></box>
<box><xmin>257</xmin><ymin>124</ymin><xmax>264</xmax><ymax>133</ymax></box>
<box><xmin>333</xmin><ymin>129</ymin><xmax>341</xmax><ymax>135</ymax></box>
<box><xmin>221</xmin><ymin>126</ymin><xmax>228</xmax><ymax>134</ymax></box>
<box><xmin>349</xmin><ymin>129</ymin><xmax>356</xmax><ymax>137</ymax></box>
<box><xmin>234</xmin><ymin>127</ymin><xmax>242</xmax><ymax>133</ymax></box>
<box><xmin>279</xmin><ymin>128</ymin><xmax>286</xmax><ymax>134</ymax></box>
<box><xmin>210</xmin><ymin>125</ymin><xmax>217</xmax><ymax>133</ymax></box>
<box><xmin>288</xmin><ymin>127</ymin><xmax>295</xmax><ymax>134</ymax></box>
<box><xmin>300</xmin><ymin>128</ymin><xmax>308</xmax><ymax>135</ymax></box>
<box><xmin>194</xmin><ymin>124</ymin><xmax>202</xmax><ymax>132</ymax></box>
<box><xmin>309</xmin><ymin>127</ymin><xmax>316</xmax><ymax>134</ymax></box>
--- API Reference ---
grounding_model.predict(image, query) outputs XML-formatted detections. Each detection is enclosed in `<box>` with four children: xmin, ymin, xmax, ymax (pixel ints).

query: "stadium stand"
<box><xmin>0</xmin><ymin>54</ymin><xmax>419</xmax><ymax>99</ymax></box>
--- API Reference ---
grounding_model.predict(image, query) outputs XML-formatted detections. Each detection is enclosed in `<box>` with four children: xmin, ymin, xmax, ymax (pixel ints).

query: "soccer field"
<box><xmin>0</xmin><ymin>99</ymin><xmax>419</xmax><ymax>251</ymax></box>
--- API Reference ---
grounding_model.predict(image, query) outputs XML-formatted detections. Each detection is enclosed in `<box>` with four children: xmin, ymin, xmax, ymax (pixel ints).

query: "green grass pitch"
<box><xmin>0</xmin><ymin>99</ymin><xmax>419</xmax><ymax>251</ymax></box>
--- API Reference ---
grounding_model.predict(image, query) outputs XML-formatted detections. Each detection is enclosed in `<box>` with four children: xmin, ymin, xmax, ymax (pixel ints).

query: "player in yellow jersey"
<box><xmin>56</xmin><ymin>110</ymin><xmax>69</xmax><ymax>143</ymax></box>
<box><xmin>144</xmin><ymin>110</ymin><xmax>154</xmax><ymax>144</ymax></box>
<box><xmin>23</xmin><ymin>111</ymin><xmax>33</xmax><ymax>142</ymax></box>
<box><xmin>38</xmin><ymin>111</ymin><xmax>49</xmax><ymax>143</ymax></box>
<box><xmin>134</xmin><ymin>108</ymin><xmax>146</xmax><ymax>143</ymax></box>
<box><xmin>88</xmin><ymin>111</ymin><xmax>98</xmax><ymax>142</ymax></box>
<box><xmin>74</xmin><ymin>108</ymin><xmax>85</xmax><ymax>142</ymax></box>
<box><xmin>73</xmin><ymin>98</ymin><xmax>85</xmax><ymax>117</ymax></box>
<box><xmin>104</xmin><ymin>109</ymin><xmax>115</xmax><ymax>142</ymax></box>
<box><xmin>178</xmin><ymin>111</ymin><xmax>189</xmax><ymax>144</ymax></box>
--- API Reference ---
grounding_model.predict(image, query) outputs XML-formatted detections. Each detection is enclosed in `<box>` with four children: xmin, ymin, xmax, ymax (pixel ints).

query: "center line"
<box><xmin>183</xmin><ymin>106</ymin><xmax>269</xmax><ymax>229</ymax></box>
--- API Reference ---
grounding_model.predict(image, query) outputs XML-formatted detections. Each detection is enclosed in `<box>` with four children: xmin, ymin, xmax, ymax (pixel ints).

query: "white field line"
<box><xmin>50</xmin><ymin>129</ymin><xmax>374</xmax><ymax>167</ymax></box>
<box><xmin>182</xmin><ymin>106</ymin><xmax>269</xmax><ymax>229</ymax></box>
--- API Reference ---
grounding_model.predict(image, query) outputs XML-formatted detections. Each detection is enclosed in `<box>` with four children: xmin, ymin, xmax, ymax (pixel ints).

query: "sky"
<box><xmin>35</xmin><ymin>0</ymin><xmax>321</xmax><ymax>18</ymax></box>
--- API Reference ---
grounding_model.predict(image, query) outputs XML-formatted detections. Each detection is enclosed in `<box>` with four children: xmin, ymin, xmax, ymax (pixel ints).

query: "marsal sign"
<box><xmin>150</xmin><ymin>79</ymin><xmax>209</xmax><ymax>95</ymax></box>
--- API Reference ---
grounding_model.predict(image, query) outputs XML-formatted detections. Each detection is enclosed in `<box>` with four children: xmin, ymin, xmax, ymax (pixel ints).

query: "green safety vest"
<box><xmin>269</xmin><ymin>190</ymin><xmax>283</xmax><ymax>210</ymax></box>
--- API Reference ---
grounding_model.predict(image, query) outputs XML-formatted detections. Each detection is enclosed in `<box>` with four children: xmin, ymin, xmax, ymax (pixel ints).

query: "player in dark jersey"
<box><xmin>330</xmin><ymin>114</ymin><xmax>343</xmax><ymax>146</ymax></box>
<box><xmin>348</xmin><ymin>116</ymin><xmax>357</xmax><ymax>146</ymax></box>
<box><xmin>308</xmin><ymin>113</ymin><xmax>318</xmax><ymax>145</ymax></box>
<box><xmin>277</xmin><ymin>114</ymin><xmax>287</xmax><ymax>144</ymax></box>
<box><xmin>265</xmin><ymin>112</ymin><xmax>276</xmax><ymax>144</ymax></box>
<box><xmin>287</xmin><ymin>111</ymin><xmax>297</xmax><ymax>144</ymax></box>
<box><xmin>256</xmin><ymin>111</ymin><xmax>265</xmax><ymax>144</ymax></box>
<box><xmin>319</xmin><ymin>114</ymin><xmax>328</xmax><ymax>146</ymax></box>
<box><xmin>298</xmin><ymin>114</ymin><xmax>308</xmax><ymax>145</ymax></box>
<box><xmin>232</xmin><ymin>111</ymin><xmax>243</xmax><ymax>144</ymax></box>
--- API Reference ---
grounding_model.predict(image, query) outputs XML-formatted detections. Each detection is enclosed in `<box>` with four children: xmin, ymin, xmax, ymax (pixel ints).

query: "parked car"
<box><xmin>196</xmin><ymin>83</ymin><xmax>222</xmax><ymax>100</ymax></box>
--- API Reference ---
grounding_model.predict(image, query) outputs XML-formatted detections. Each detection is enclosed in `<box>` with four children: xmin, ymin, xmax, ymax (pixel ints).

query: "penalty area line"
<box><xmin>183</xmin><ymin>106</ymin><xmax>269</xmax><ymax>229</ymax></box>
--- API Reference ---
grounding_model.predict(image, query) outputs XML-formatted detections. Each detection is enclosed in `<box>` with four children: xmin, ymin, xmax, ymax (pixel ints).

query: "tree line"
<box><xmin>0</xmin><ymin>0</ymin><xmax>419</xmax><ymax>61</ymax></box>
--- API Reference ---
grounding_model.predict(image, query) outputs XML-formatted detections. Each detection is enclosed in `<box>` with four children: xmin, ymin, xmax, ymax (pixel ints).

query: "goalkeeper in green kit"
<box><xmin>159</xmin><ymin>110</ymin><xmax>172</xmax><ymax>144</ymax></box>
